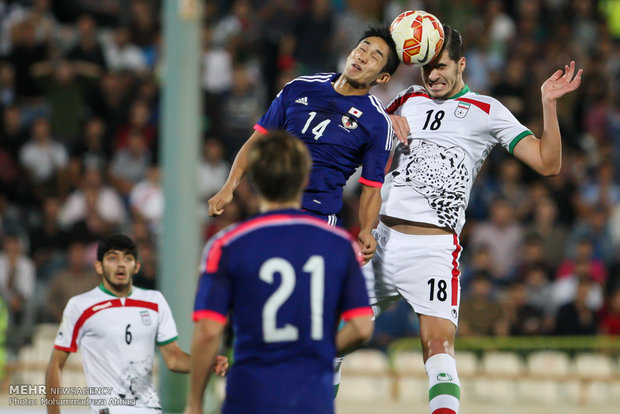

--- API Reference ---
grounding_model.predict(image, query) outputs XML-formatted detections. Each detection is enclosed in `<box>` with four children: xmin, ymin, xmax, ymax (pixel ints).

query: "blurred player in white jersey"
<box><xmin>45</xmin><ymin>235</ymin><xmax>227</xmax><ymax>414</ymax></box>
<box><xmin>364</xmin><ymin>24</ymin><xmax>582</xmax><ymax>414</ymax></box>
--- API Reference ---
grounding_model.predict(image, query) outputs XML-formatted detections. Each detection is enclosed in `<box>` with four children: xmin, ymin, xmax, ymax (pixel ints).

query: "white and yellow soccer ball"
<box><xmin>390</xmin><ymin>10</ymin><xmax>445</xmax><ymax>66</ymax></box>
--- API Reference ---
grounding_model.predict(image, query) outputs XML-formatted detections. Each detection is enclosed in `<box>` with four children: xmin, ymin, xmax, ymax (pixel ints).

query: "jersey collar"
<box><xmin>99</xmin><ymin>282</ymin><xmax>132</xmax><ymax>297</ymax></box>
<box><xmin>447</xmin><ymin>84</ymin><xmax>470</xmax><ymax>99</ymax></box>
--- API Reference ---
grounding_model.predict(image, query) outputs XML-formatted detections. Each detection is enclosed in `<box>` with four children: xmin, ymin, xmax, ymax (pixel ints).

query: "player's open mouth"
<box><xmin>352</xmin><ymin>63</ymin><xmax>362</xmax><ymax>71</ymax></box>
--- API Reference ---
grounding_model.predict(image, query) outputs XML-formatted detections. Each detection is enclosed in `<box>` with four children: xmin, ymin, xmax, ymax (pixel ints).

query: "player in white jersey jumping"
<box><xmin>364</xmin><ymin>25</ymin><xmax>582</xmax><ymax>414</ymax></box>
<box><xmin>45</xmin><ymin>235</ymin><xmax>227</xmax><ymax>414</ymax></box>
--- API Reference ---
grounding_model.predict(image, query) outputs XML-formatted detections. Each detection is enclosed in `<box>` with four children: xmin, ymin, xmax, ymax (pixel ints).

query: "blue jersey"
<box><xmin>194</xmin><ymin>209</ymin><xmax>372</xmax><ymax>414</ymax></box>
<box><xmin>255</xmin><ymin>73</ymin><xmax>393</xmax><ymax>215</ymax></box>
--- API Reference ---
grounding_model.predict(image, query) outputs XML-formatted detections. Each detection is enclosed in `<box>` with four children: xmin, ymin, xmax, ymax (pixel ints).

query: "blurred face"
<box><xmin>95</xmin><ymin>250</ymin><xmax>140</xmax><ymax>293</ymax></box>
<box><xmin>421</xmin><ymin>49</ymin><xmax>466</xmax><ymax>99</ymax></box>
<box><xmin>342</xmin><ymin>37</ymin><xmax>391</xmax><ymax>89</ymax></box>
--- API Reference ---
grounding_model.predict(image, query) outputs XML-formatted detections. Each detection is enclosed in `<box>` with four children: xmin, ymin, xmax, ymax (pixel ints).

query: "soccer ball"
<box><xmin>390</xmin><ymin>10</ymin><xmax>444</xmax><ymax>66</ymax></box>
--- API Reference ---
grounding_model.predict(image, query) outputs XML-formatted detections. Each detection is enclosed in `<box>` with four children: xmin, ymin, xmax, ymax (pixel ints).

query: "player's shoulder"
<box><xmin>64</xmin><ymin>286</ymin><xmax>110</xmax><ymax>313</ymax></box>
<box><xmin>130</xmin><ymin>286</ymin><xmax>166</xmax><ymax>303</ymax></box>
<box><xmin>385</xmin><ymin>85</ymin><xmax>429</xmax><ymax>113</ymax></box>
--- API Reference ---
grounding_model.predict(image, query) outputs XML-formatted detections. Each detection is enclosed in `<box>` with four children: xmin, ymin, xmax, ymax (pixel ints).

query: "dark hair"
<box><xmin>439</xmin><ymin>24</ymin><xmax>464</xmax><ymax>62</ymax></box>
<box><xmin>359</xmin><ymin>26</ymin><xmax>399</xmax><ymax>75</ymax></box>
<box><xmin>97</xmin><ymin>234</ymin><xmax>139</xmax><ymax>261</ymax></box>
<box><xmin>248</xmin><ymin>131</ymin><xmax>312</xmax><ymax>202</ymax></box>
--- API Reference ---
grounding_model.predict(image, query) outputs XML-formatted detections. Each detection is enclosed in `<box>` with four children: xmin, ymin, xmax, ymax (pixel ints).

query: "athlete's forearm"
<box><xmin>187</xmin><ymin>322</ymin><xmax>223</xmax><ymax>412</ymax></box>
<box><xmin>538</xmin><ymin>99</ymin><xmax>562</xmax><ymax>175</ymax></box>
<box><xmin>358</xmin><ymin>185</ymin><xmax>382</xmax><ymax>234</ymax></box>
<box><xmin>45</xmin><ymin>350</ymin><xmax>68</xmax><ymax>414</ymax></box>
<box><xmin>223</xmin><ymin>130</ymin><xmax>264</xmax><ymax>191</ymax></box>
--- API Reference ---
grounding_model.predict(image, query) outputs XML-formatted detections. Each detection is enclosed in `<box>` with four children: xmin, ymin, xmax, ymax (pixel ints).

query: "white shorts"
<box><xmin>362</xmin><ymin>221</ymin><xmax>462</xmax><ymax>326</ymax></box>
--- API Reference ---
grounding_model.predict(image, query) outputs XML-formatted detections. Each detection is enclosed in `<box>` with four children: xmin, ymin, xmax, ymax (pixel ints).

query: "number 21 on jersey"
<box><xmin>260</xmin><ymin>256</ymin><xmax>324</xmax><ymax>343</ymax></box>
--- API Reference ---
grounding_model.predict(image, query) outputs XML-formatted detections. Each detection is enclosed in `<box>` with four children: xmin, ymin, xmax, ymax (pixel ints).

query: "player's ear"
<box><xmin>375</xmin><ymin>72</ymin><xmax>391</xmax><ymax>86</ymax></box>
<box><xmin>458</xmin><ymin>56</ymin><xmax>466</xmax><ymax>73</ymax></box>
<box><xmin>94</xmin><ymin>261</ymin><xmax>103</xmax><ymax>275</ymax></box>
<box><xmin>133</xmin><ymin>260</ymin><xmax>141</xmax><ymax>275</ymax></box>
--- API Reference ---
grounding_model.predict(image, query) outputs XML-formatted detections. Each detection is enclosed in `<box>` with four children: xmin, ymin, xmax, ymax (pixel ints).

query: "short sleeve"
<box><xmin>255</xmin><ymin>86</ymin><xmax>289</xmax><ymax>132</ymax></box>
<box><xmin>156</xmin><ymin>293</ymin><xmax>179</xmax><ymax>346</ymax></box>
<box><xmin>359</xmin><ymin>112</ymin><xmax>392</xmax><ymax>187</ymax></box>
<box><xmin>339</xmin><ymin>243</ymin><xmax>372</xmax><ymax>320</ymax></box>
<box><xmin>54</xmin><ymin>298</ymin><xmax>81</xmax><ymax>352</ymax></box>
<box><xmin>489</xmin><ymin>99</ymin><xmax>533</xmax><ymax>154</ymax></box>
<box><xmin>193</xmin><ymin>244</ymin><xmax>232</xmax><ymax>325</ymax></box>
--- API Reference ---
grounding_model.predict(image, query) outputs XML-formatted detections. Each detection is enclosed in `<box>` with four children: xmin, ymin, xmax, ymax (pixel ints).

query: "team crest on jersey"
<box><xmin>140</xmin><ymin>310</ymin><xmax>151</xmax><ymax>326</ymax></box>
<box><xmin>341</xmin><ymin>114</ymin><xmax>358</xmax><ymax>129</ymax></box>
<box><xmin>455</xmin><ymin>101</ymin><xmax>470</xmax><ymax>118</ymax></box>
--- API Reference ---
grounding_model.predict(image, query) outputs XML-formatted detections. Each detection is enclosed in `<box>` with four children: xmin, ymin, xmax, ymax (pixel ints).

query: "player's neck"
<box><xmin>259</xmin><ymin>199</ymin><xmax>301</xmax><ymax>213</ymax></box>
<box><xmin>101</xmin><ymin>280</ymin><xmax>132</xmax><ymax>297</ymax></box>
<box><xmin>332</xmin><ymin>75</ymin><xmax>371</xmax><ymax>96</ymax></box>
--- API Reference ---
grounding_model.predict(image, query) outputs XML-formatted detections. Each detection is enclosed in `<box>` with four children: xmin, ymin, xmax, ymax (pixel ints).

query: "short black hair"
<box><xmin>248</xmin><ymin>131</ymin><xmax>312</xmax><ymax>202</ymax></box>
<box><xmin>439</xmin><ymin>24</ymin><xmax>464</xmax><ymax>62</ymax></box>
<box><xmin>358</xmin><ymin>26</ymin><xmax>399</xmax><ymax>75</ymax></box>
<box><xmin>97</xmin><ymin>234</ymin><xmax>139</xmax><ymax>262</ymax></box>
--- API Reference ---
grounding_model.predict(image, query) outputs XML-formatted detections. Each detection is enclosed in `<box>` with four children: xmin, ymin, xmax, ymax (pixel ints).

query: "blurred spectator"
<box><xmin>460</xmin><ymin>243</ymin><xmax>494</xmax><ymax>291</ymax></box>
<box><xmin>114</xmin><ymin>99</ymin><xmax>157</xmax><ymax>150</ymax></box>
<box><xmin>77</xmin><ymin>117</ymin><xmax>109</xmax><ymax>169</ymax></box>
<box><xmin>198</xmin><ymin>137</ymin><xmax>229</xmax><ymax>210</ymax></box>
<box><xmin>554</xmin><ymin>278</ymin><xmax>599</xmax><ymax>335</ymax></box>
<box><xmin>128</xmin><ymin>0</ymin><xmax>159</xmax><ymax>49</ymax></box>
<box><xmin>59</xmin><ymin>166</ymin><xmax>127</xmax><ymax>234</ymax></box>
<box><xmin>558</xmin><ymin>237</ymin><xmax>608</xmax><ymax>284</ymax></box>
<box><xmin>514</xmin><ymin>234</ymin><xmax>552</xmax><ymax>280</ymax></box>
<box><xmin>7</xmin><ymin>17</ymin><xmax>50</xmax><ymax>97</ymax></box>
<box><xmin>44</xmin><ymin>241</ymin><xmax>98</xmax><ymax>322</ymax></box>
<box><xmin>133</xmin><ymin>240</ymin><xmax>156</xmax><ymax>290</ymax></box>
<box><xmin>469</xmin><ymin>198</ymin><xmax>524</xmax><ymax>283</ymax></box>
<box><xmin>88</xmin><ymin>72</ymin><xmax>131</xmax><ymax>137</ymax></box>
<box><xmin>0</xmin><ymin>105</ymin><xmax>26</xmax><ymax>159</ymax></box>
<box><xmin>459</xmin><ymin>272</ymin><xmax>508</xmax><ymax>337</ymax></box>
<box><xmin>103</xmin><ymin>26</ymin><xmax>147</xmax><ymax>73</ymax></box>
<box><xmin>18</xmin><ymin>117</ymin><xmax>68</xmax><ymax>199</ymax></box>
<box><xmin>294</xmin><ymin>0</ymin><xmax>334</xmax><ymax>74</ymax></box>
<box><xmin>522</xmin><ymin>264</ymin><xmax>554</xmax><ymax>320</ymax></box>
<box><xmin>219</xmin><ymin>64</ymin><xmax>264</xmax><ymax>159</ymax></box>
<box><xmin>0</xmin><ymin>233</ymin><xmax>35</xmax><ymax>356</ymax></box>
<box><xmin>551</xmin><ymin>261</ymin><xmax>604</xmax><ymax>314</ymax></box>
<box><xmin>129</xmin><ymin>165</ymin><xmax>163</xmax><ymax>230</ymax></box>
<box><xmin>599</xmin><ymin>288</ymin><xmax>620</xmax><ymax>335</ymax></box>
<box><xmin>28</xmin><ymin>196</ymin><xmax>70</xmax><ymax>282</ymax></box>
<box><xmin>31</xmin><ymin>59</ymin><xmax>100</xmax><ymax>146</ymax></box>
<box><xmin>109</xmin><ymin>130</ymin><xmax>151</xmax><ymax>197</ymax></box>
<box><xmin>0</xmin><ymin>62</ymin><xmax>16</xmax><ymax>106</ymax></box>
<box><xmin>66</xmin><ymin>14</ymin><xmax>107</xmax><ymax>72</ymax></box>
<box><xmin>564</xmin><ymin>205</ymin><xmax>615</xmax><ymax>266</ymax></box>
<box><xmin>579</xmin><ymin>161</ymin><xmax>620</xmax><ymax>211</ymax></box>
<box><xmin>525</xmin><ymin>195</ymin><xmax>568</xmax><ymax>269</ymax></box>
<box><xmin>503</xmin><ymin>281</ymin><xmax>546</xmax><ymax>336</ymax></box>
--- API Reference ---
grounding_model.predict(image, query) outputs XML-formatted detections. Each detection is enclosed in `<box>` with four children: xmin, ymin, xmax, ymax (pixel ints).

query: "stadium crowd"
<box><xmin>0</xmin><ymin>0</ymin><xmax>620</xmax><ymax>369</ymax></box>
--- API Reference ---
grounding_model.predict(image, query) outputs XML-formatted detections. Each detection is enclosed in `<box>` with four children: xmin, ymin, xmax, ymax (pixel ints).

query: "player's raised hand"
<box><xmin>208</xmin><ymin>187</ymin><xmax>234</xmax><ymax>217</ymax></box>
<box><xmin>357</xmin><ymin>231</ymin><xmax>377</xmax><ymax>265</ymax></box>
<box><xmin>541</xmin><ymin>61</ymin><xmax>582</xmax><ymax>103</ymax></box>
<box><xmin>389</xmin><ymin>114</ymin><xmax>410</xmax><ymax>145</ymax></box>
<box><xmin>211</xmin><ymin>355</ymin><xmax>229</xmax><ymax>376</ymax></box>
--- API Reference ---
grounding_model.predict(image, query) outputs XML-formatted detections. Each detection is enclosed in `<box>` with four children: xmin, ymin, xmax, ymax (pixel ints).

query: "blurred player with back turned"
<box><xmin>187</xmin><ymin>131</ymin><xmax>374</xmax><ymax>414</ymax></box>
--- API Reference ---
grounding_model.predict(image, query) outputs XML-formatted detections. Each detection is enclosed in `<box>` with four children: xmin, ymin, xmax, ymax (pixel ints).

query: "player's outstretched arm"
<box><xmin>513</xmin><ymin>61</ymin><xmax>582</xmax><ymax>176</ymax></box>
<box><xmin>159</xmin><ymin>341</ymin><xmax>192</xmax><ymax>373</ymax></box>
<box><xmin>185</xmin><ymin>319</ymin><xmax>225</xmax><ymax>414</ymax></box>
<box><xmin>336</xmin><ymin>315</ymin><xmax>374</xmax><ymax>356</ymax></box>
<box><xmin>208</xmin><ymin>130</ymin><xmax>264</xmax><ymax>217</ymax></box>
<box><xmin>45</xmin><ymin>349</ymin><xmax>70</xmax><ymax>414</ymax></box>
<box><xmin>358</xmin><ymin>184</ymin><xmax>382</xmax><ymax>264</ymax></box>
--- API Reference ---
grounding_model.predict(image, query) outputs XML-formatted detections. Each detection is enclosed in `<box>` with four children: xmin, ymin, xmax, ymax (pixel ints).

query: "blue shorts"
<box><xmin>301</xmin><ymin>210</ymin><xmax>343</xmax><ymax>227</ymax></box>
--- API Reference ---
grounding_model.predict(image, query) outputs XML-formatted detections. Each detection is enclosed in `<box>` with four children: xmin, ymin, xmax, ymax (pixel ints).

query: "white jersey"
<box><xmin>54</xmin><ymin>284</ymin><xmax>179</xmax><ymax>413</ymax></box>
<box><xmin>381</xmin><ymin>85</ymin><xmax>532</xmax><ymax>234</ymax></box>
